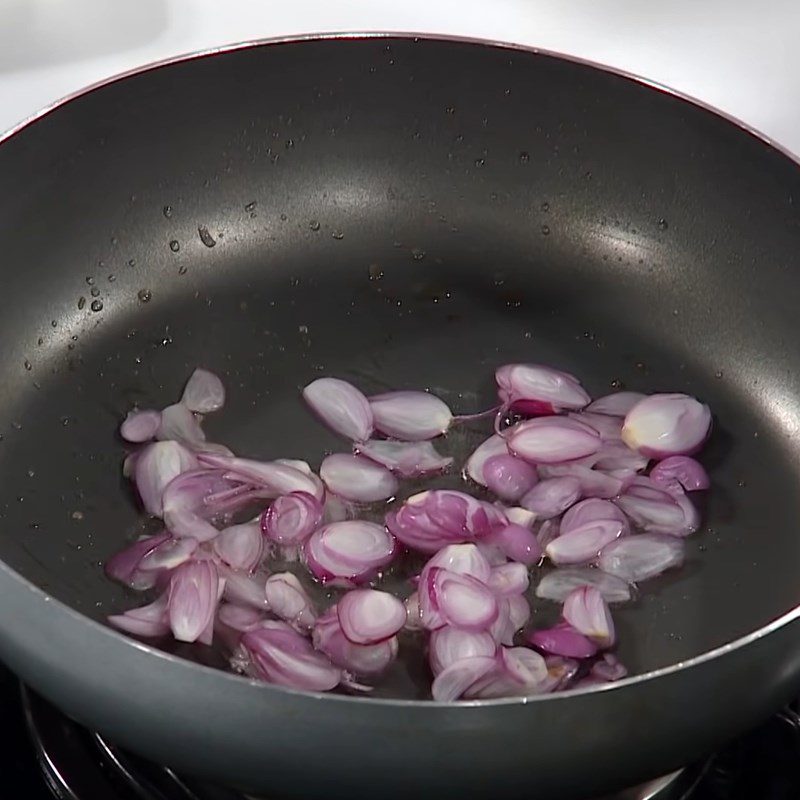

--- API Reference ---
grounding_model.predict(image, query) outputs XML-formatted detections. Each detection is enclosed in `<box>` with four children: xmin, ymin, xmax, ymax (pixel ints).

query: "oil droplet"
<box><xmin>245</xmin><ymin>201</ymin><xmax>257</xmax><ymax>212</ymax></box>
<box><xmin>27</xmin><ymin>469</ymin><xmax>35</xmax><ymax>478</ymax></box>
<box><xmin>332</xmin><ymin>231</ymin><xmax>344</xmax><ymax>240</ymax></box>
<box><xmin>368</xmin><ymin>264</ymin><xmax>384</xmax><ymax>280</ymax></box>
<box><xmin>51</xmin><ymin>320</ymin><xmax>57</xmax><ymax>327</ymax></box>
<box><xmin>474</xmin><ymin>158</ymin><xmax>485</xmax><ymax>167</ymax></box>
<box><xmin>658</xmin><ymin>218</ymin><xmax>668</xmax><ymax>230</ymax></box>
<box><xmin>128</xmin><ymin>259</ymin><xmax>136</xmax><ymax>267</ymax></box>
<box><xmin>541</xmin><ymin>224</ymin><xmax>550</xmax><ymax>236</ymax></box>
<box><xmin>715</xmin><ymin>370</ymin><xmax>723</xmax><ymax>379</ymax></box>
<box><xmin>178</xmin><ymin>265</ymin><xmax>188</xmax><ymax>275</ymax></box>
<box><xmin>198</xmin><ymin>226</ymin><xmax>216</xmax><ymax>248</ymax></box>
<box><xmin>163</xmin><ymin>205</ymin><xmax>173</xmax><ymax>218</ymax></box>
<box><xmin>169</xmin><ymin>240</ymin><xmax>180</xmax><ymax>252</ymax></box>
<box><xmin>90</xmin><ymin>299</ymin><xmax>103</xmax><ymax>312</ymax></box>
<box><xmin>541</xmin><ymin>201</ymin><xmax>550</xmax><ymax>212</ymax></box>
<box><xmin>137</xmin><ymin>289</ymin><xmax>152</xmax><ymax>303</ymax></box>
<box><xmin>85</xmin><ymin>276</ymin><xmax>94</xmax><ymax>285</ymax></box>
<box><xmin>108</xmin><ymin>274</ymin><xmax>116</xmax><ymax>282</ymax></box>
<box><xmin>37</xmin><ymin>338</ymin><xmax>43</xmax><ymax>346</ymax></box>
<box><xmin>309</xmin><ymin>220</ymin><xmax>320</xmax><ymax>231</ymax></box>
<box><xmin>445</xmin><ymin>106</ymin><xmax>455</xmax><ymax>115</ymax></box>
<box><xmin>285</xmin><ymin>138</ymin><xmax>295</xmax><ymax>149</ymax></box>
<box><xmin>72</xmin><ymin>510</ymin><xmax>84</xmax><ymax>521</ymax></box>
<box><xmin>77</xmin><ymin>296</ymin><xmax>86</xmax><ymax>310</ymax></box>
<box><xmin>610</xmin><ymin>378</ymin><xmax>625</xmax><ymax>389</ymax></box>
<box><xmin>90</xmin><ymin>287</ymin><xmax>100</xmax><ymax>298</ymax></box>
<box><xmin>411</xmin><ymin>248</ymin><xmax>426</xmax><ymax>261</ymax></box>
<box><xmin>519</xmin><ymin>152</ymin><xmax>530</xmax><ymax>163</ymax></box>
<box><xmin>280</xmin><ymin>213</ymin><xmax>288</xmax><ymax>221</ymax></box>
<box><xmin>23</xmin><ymin>359</ymin><xmax>31</xmax><ymax>371</ymax></box>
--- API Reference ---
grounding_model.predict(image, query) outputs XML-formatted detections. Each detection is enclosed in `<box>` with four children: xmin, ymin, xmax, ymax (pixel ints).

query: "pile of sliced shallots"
<box><xmin>107</xmin><ymin>364</ymin><xmax>711</xmax><ymax>701</ymax></box>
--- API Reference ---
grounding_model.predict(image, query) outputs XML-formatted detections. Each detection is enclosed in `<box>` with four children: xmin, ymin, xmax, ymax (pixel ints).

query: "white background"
<box><xmin>1</xmin><ymin>0</ymin><xmax>800</xmax><ymax>155</ymax></box>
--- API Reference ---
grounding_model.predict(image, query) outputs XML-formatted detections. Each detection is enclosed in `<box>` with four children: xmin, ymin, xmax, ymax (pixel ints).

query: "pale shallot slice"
<box><xmin>586</xmin><ymin>391</ymin><xmax>646</xmax><ymax>417</ymax></box>
<box><xmin>120</xmin><ymin>409</ymin><xmax>161</xmax><ymax>443</ymax></box>
<box><xmin>545</xmin><ymin>519</ymin><xmax>625</xmax><ymax>566</ymax></box>
<box><xmin>319</xmin><ymin>454</ymin><xmax>398</xmax><ymax>502</ymax></box>
<box><xmin>134</xmin><ymin>441</ymin><xmax>198</xmax><ymax>516</ymax></box>
<box><xmin>108</xmin><ymin>592</ymin><xmax>170</xmax><ymax>638</ymax></box>
<box><xmin>650</xmin><ymin>456</ymin><xmax>710</xmax><ymax>493</ymax></box>
<box><xmin>265</xmin><ymin>572</ymin><xmax>317</xmax><ymax>630</ymax></box>
<box><xmin>495</xmin><ymin>364</ymin><xmax>590</xmax><ymax>412</ymax></box>
<box><xmin>521</xmin><ymin>476</ymin><xmax>581</xmax><ymax>519</ymax></box>
<box><xmin>622</xmin><ymin>393</ymin><xmax>711</xmax><ymax>458</ymax></box>
<box><xmin>313</xmin><ymin>608</ymin><xmax>398</xmax><ymax>676</ymax></box>
<box><xmin>429</xmin><ymin>627</ymin><xmax>497</xmax><ymax>675</ymax></box>
<box><xmin>242</xmin><ymin>621</ymin><xmax>341</xmax><ymax>691</ymax></box>
<box><xmin>369</xmin><ymin>390</ymin><xmax>453</xmax><ymax>440</ymax></box>
<box><xmin>213</xmin><ymin>522</ymin><xmax>263</xmax><ymax>572</ymax></box>
<box><xmin>261</xmin><ymin>491</ymin><xmax>323</xmax><ymax>547</ymax></box>
<box><xmin>182</xmin><ymin>368</ymin><xmax>226</xmax><ymax>413</ymax></box>
<box><xmin>337</xmin><ymin>589</ymin><xmax>406</xmax><ymax>644</ymax></box>
<box><xmin>508</xmin><ymin>417</ymin><xmax>601</xmax><ymax>464</ymax></box>
<box><xmin>303</xmin><ymin>377</ymin><xmax>373</xmax><ymax>442</ymax></box>
<box><xmin>425</xmin><ymin>543</ymin><xmax>492</xmax><ymax>583</ymax></box>
<box><xmin>304</xmin><ymin>520</ymin><xmax>396</xmax><ymax>585</ymax></box>
<box><xmin>168</xmin><ymin>560</ymin><xmax>221</xmax><ymax>643</ymax></box>
<box><xmin>480</xmin><ymin>523</ymin><xmax>542</xmax><ymax>566</ymax></box>
<box><xmin>355</xmin><ymin>439</ymin><xmax>452</xmax><ymax>477</ymax></box>
<box><xmin>481</xmin><ymin>454</ymin><xmax>538</xmax><ymax>501</ymax></box>
<box><xmin>464</xmin><ymin>433</ymin><xmax>509</xmax><ymax>486</ymax></box>
<box><xmin>598</xmin><ymin>534</ymin><xmax>685</xmax><ymax>582</ymax></box>
<box><xmin>563</xmin><ymin>586</ymin><xmax>615</xmax><ymax>647</ymax></box>
<box><xmin>535</xmin><ymin>567</ymin><xmax>632</xmax><ymax>604</ymax></box>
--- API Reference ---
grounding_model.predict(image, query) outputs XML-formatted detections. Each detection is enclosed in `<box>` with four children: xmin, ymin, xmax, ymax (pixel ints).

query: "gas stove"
<box><xmin>3</xmin><ymin>664</ymin><xmax>800</xmax><ymax>800</ymax></box>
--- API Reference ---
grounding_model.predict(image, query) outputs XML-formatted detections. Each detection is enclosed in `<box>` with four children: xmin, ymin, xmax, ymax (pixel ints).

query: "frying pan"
<box><xmin>1</xmin><ymin>33</ymin><xmax>800</xmax><ymax>800</ymax></box>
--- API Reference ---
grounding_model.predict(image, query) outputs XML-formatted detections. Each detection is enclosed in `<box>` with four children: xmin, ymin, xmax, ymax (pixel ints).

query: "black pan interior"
<box><xmin>1</xmin><ymin>36</ymin><xmax>800</xmax><ymax>689</ymax></box>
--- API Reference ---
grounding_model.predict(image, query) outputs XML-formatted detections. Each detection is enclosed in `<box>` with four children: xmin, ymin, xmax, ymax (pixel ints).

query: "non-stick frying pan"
<box><xmin>1</xmin><ymin>33</ymin><xmax>800</xmax><ymax>800</ymax></box>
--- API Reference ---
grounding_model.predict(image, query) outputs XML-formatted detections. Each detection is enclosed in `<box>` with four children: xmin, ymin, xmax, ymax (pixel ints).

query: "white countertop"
<box><xmin>2</xmin><ymin>0</ymin><xmax>800</xmax><ymax>156</ymax></box>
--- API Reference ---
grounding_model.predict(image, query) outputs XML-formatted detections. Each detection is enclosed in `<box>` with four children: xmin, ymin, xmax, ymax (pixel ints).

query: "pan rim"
<box><xmin>2</xmin><ymin>30</ymin><xmax>799</xmax><ymax>709</ymax></box>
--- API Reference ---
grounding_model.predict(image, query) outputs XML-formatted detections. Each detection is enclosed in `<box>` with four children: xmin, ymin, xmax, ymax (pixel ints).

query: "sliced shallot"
<box><xmin>134</xmin><ymin>441</ymin><xmax>198</xmax><ymax>516</ymax></box>
<box><xmin>369</xmin><ymin>390</ymin><xmax>453</xmax><ymax>440</ymax></box>
<box><xmin>528</xmin><ymin>623</ymin><xmax>599</xmax><ymax>659</ymax></box>
<box><xmin>261</xmin><ymin>491</ymin><xmax>323</xmax><ymax>547</ymax></box>
<box><xmin>495</xmin><ymin>364</ymin><xmax>590</xmax><ymax>412</ymax></box>
<box><xmin>482</xmin><ymin>454</ymin><xmax>538</xmax><ymax>501</ymax></box>
<box><xmin>182</xmin><ymin>368</ymin><xmax>226</xmax><ymax>413</ymax></box>
<box><xmin>264</xmin><ymin>572</ymin><xmax>317</xmax><ymax>630</ymax></box>
<box><xmin>168</xmin><ymin>560</ymin><xmax>221</xmax><ymax>643</ymax></box>
<box><xmin>213</xmin><ymin>522</ymin><xmax>263</xmax><ymax>572</ymax></box>
<box><xmin>337</xmin><ymin>589</ymin><xmax>406</xmax><ymax>644</ymax></box>
<box><xmin>355</xmin><ymin>439</ymin><xmax>453</xmax><ymax>477</ymax></box>
<box><xmin>563</xmin><ymin>586</ymin><xmax>615</xmax><ymax>647</ymax></box>
<box><xmin>120</xmin><ymin>409</ymin><xmax>162</xmax><ymax>443</ymax></box>
<box><xmin>242</xmin><ymin>621</ymin><xmax>341</xmax><ymax>691</ymax></box>
<box><xmin>650</xmin><ymin>456</ymin><xmax>710</xmax><ymax>493</ymax></box>
<box><xmin>521</xmin><ymin>476</ymin><xmax>582</xmax><ymax>519</ymax></box>
<box><xmin>535</xmin><ymin>567</ymin><xmax>632</xmax><ymax>604</ymax></box>
<box><xmin>304</xmin><ymin>520</ymin><xmax>396</xmax><ymax>585</ymax></box>
<box><xmin>622</xmin><ymin>393</ymin><xmax>711</xmax><ymax>458</ymax></box>
<box><xmin>598</xmin><ymin>533</ymin><xmax>685</xmax><ymax>582</ymax></box>
<box><xmin>508</xmin><ymin>417</ymin><xmax>601</xmax><ymax>464</ymax></box>
<box><xmin>545</xmin><ymin>519</ymin><xmax>625</xmax><ymax>566</ymax></box>
<box><xmin>313</xmin><ymin>609</ymin><xmax>398</xmax><ymax>675</ymax></box>
<box><xmin>303</xmin><ymin>377</ymin><xmax>373</xmax><ymax>442</ymax></box>
<box><xmin>429</xmin><ymin>627</ymin><xmax>497</xmax><ymax>675</ymax></box>
<box><xmin>320</xmin><ymin>453</ymin><xmax>398</xmax><ymax>503</ymax></box>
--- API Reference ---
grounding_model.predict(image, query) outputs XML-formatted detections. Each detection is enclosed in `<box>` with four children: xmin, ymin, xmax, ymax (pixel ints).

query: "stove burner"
<box><xmin>17</xmin><ymin>681</ymin><xmax>800</xmax><ymax>800</ymax></box>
